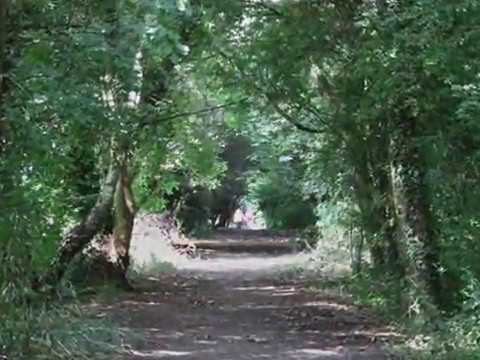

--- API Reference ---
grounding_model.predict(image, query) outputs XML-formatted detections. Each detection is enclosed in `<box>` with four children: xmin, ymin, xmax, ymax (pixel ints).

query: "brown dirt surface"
<box><xmin>86</xmin><ymin>230</ymin><xmax>402</xmax><ymax>359</ymax></box>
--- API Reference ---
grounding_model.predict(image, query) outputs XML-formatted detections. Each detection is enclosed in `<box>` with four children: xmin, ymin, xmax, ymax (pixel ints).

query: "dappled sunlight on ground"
<box><xmin>285</xmin><ymin>349</ymin><xmax>342</xmax><ymax>359</ymax></box>
<box><xmin>175</xmin><ymin>252</ymin><xmax>309</xmax><ymax>280</ymax></box>
<box><xmin>86</xmin><ymin>230</ymin><xmax>401</xmax><ymax>359</ymax></box>
<box><xmin>130</xmin><ymin>350</ymin><xmax>195</xmax><ymax>358</ymax></box>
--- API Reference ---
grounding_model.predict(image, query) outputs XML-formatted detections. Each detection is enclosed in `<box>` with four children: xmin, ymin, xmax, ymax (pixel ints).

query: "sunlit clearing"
<box><xmin>129</xmin><ymin>213</ymin><xmax>187</xmax><ymax>275</ymax></box>
<box><xmin>177</xmin><ymin>253</ymin><xmax>308</xmax><ymax>276</ymax></box>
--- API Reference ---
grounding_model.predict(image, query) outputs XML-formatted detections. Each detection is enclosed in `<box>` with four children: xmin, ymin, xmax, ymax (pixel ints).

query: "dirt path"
<box><xmin>89</xmin><ymin>231</ymin><xmax>400</xmax><ymax>359</ymax></box>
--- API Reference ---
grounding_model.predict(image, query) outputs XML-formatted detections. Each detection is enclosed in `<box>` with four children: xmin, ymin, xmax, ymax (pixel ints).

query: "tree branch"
<box><xmin>270</xmin><ymin>101</ymin><xmax>323</xmax><ymax>134</ymax></box>
<box><xmin>218</xmin><ymin>49</ymin><xmax>322</xmax><ymax>134</ymax></box>
<box><xmin>242</xmin><ymin>0</ymin><xmax>285</xmax><ymax>17</ymax></box>
<box><xmin>141</xmin><ymin>98</ymin><xmax>250</xmax><ymax>127</ymax></box>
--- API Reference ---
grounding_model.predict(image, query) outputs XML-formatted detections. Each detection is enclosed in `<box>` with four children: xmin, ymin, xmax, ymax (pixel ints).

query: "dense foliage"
<box><xmin>2</xmin><ymin>0</ymin><xmax>480</xmax><ymax>358</ymax></box>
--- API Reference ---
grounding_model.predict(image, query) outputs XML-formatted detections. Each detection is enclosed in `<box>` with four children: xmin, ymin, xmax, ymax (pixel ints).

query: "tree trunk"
<box><xmin>372</xmin><ymin>155</ymin><xmax>403</xmax><ymax>275</ymax></box>
<box><xmin>349</xmin><ymin>130</ymin><xmax>402</xmax><ymax>274</ymax></box>
<box><xmin>113</xmin><ymin>165</ymin><xmax>136</xmax><ymax>274</ymax></box>
<box><xmin>350</xmin><ymin>224</ymin><xmax>364</xmax><ymax>275</ymax></box>
<box><xmin>0</xmin><ymin>0</ymin><xmax>6</xmax><ymax>99</ymax></box>
<box><xmin>390</xmin><ymin>113</ymin><xmax>443</xmax><ymax>314</ymax></box>
<box><xmin>87</xmin><ymin>163</ymin><xmax>136</xmax><ymax>288</ymax></box>
<box><xmin>38</xmin><ymin>163</ymin><xmax>120</xmax><ymax>288</ymax></box>
<box><xmin>351</xmin><ymin>150</ymin><xmax>389</xmax><ymax>268</ymax></box>
<box><xmin>0</xmin><ymin>0</ymin><xmax>8</xmax><ymax>148</ymax></box>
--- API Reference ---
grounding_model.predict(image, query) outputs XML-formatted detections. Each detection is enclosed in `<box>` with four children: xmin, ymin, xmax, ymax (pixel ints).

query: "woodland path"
<box><xmin>89</xmin><ymin>230</ymin><xmax>400</xmax><ymax>360</ymax></box>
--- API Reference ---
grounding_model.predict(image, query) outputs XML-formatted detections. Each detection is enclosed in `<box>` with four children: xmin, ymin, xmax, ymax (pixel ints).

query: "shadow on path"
<box><xmin>87</xmin><ymin>230</ymin><xmax>402</xmax><ymax>359</ymax></box>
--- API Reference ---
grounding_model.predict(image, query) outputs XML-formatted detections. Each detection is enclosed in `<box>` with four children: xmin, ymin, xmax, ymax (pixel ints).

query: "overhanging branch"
<box><xmin>270</xmin><ymin>101</ymin><xmax>323</xmax><ymax>134</ymax></box>
<box><xmin>243</xmin><ymin>0</ymin><xmax>285</xmax><ymax>17</ymax></box>
<box><xmin>217</xmin><ymin>50</ymin><xmax>323</xmax><ymax>134</ymax></box>
<box><xmin>141</xmin><ymin>98</ymin><xmax>250</xmax><ymax>127</ymax></box>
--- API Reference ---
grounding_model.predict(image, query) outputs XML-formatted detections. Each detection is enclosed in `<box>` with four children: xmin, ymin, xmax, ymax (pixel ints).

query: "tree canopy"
<box><xmin>2</xmin><ymin>0</ymin><xmax>480</xmax><ymax>358</ymax></box>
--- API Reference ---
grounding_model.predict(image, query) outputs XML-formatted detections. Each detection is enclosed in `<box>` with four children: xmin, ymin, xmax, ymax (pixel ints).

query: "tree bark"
<box><xmin>390</xmin><ymin>113</ymin><xmax>443</xmax><ymax>313</ymax></box>
<box><xmin>0</xmin><ymin>0</ymin><xmax>6</xmax><ymax>99</ymax></box>
<box><xmin>371</xmin><ymin>149</ymin><xmax>403</xmax><ymax>275</ymax></box>
<box><xmin>345</xmin><ymin>116</ymin><xmax>404</xmax><ymax>274</ymax></box>
<box><xmin>113</xmin><ymin>165</ymin><xmax>136</xmax><ymax>273</ymax></box>
<box><xmin>350</xmin><ymin>225</ymin><xmax>364</xmax><ymax>275</ymax></box>
<box><xmin>38</xmin><ymin>163</ymin><xmax>120</xmax><ymax>287</ymax></box>
<box><xmin>351</xmin><ymin>157</ymin><xmax>385</xmax><ymax>267</ymax></box>
<box><xmin>350</xmin><ymin>144</ymin><xmax>401</xmax><ymax>272</ymax></box>
<box><xmin>87</xmin><ymin>162</ymin><xmax>136</xmax><ymax>288</ymax></box>
<box><xmin>0</xmin><ymin>0</ymin><xmax>8</xmax><ymax>148</ymax></box>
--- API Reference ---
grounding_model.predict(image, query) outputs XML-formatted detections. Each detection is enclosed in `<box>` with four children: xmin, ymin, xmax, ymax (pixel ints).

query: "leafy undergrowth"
<box><xmin>351</xmin><ymin>272</ymin><xmax>480</xmax><ymax>359</ymax></box>
<box><xmin>1</xmin><ymin>286</ymin><xmax>132</xmax><ymax>359</ymax></box>
<box><xmin>282</xmin><ymin>264</ymin><xmax>480</xmax><ymax>360</ymax></box>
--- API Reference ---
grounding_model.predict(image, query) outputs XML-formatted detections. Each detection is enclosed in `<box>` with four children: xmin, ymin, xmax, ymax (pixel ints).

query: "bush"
<box><xmin>250</xmin><ymin>170</ymin><xmax>316</xmax><ymax>230</ymax></box>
